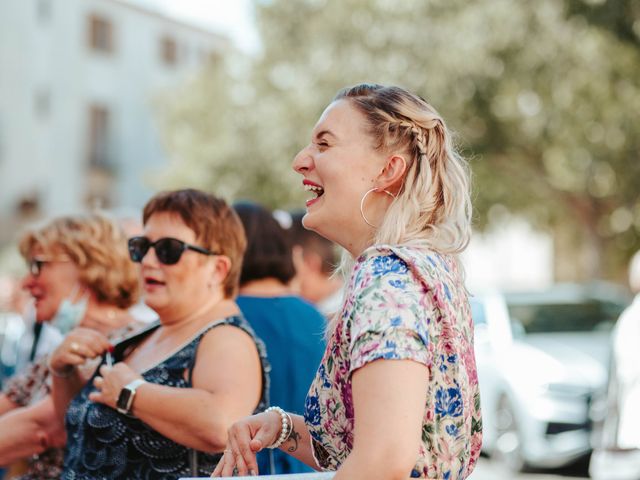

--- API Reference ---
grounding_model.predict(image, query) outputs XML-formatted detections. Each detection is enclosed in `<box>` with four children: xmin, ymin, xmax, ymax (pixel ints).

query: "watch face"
<box><xmin>117</xmin><ymin>388</ymin><xmax>133</xmax><ymax>413</ymax></box>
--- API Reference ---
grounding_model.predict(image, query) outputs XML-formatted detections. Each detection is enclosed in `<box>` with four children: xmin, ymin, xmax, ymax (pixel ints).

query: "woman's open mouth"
<box><xmin>303</xmin><ymin>181</ymin><xmax>324</xmax><ymax>206</ymax></box>
<box><xmin>144</xmin><ymin>277</ymin><xmax>166</xmax><ymax>290</ymax></box>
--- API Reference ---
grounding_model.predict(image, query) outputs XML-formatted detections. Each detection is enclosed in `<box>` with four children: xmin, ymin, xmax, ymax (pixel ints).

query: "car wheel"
<box><xmin>494</xmin><ymin>395</ymin><xmax>528</xmax><ymax>472</ymax></box>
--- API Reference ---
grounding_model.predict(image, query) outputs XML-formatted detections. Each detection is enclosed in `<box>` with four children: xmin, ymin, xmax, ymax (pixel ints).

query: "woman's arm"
<box><xmin>50</xmin><ymin>370</ymin><xmax>89</xmax><ymax>422</ymax></box>
<box><xmin>333</xmin><ymin>359</ymin><xmax>429</xmax><ymax>480</ymax></box>
<box><xmin>91</xmin><ymin>325</ymin><xmax>263</xmax><ymax>453</ymax></box>
<box><xmin>277</xmin><ymin>413</ymin><xmax>317</xmax><ymax>468</ymax></box>
<box><xmin>0</xmin><ymin>395</ymin><xmax>66</xmax><ymax>465</ymax></box>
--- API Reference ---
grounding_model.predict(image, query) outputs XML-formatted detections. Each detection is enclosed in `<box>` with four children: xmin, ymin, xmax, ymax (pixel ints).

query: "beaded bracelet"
<box><xmin>264</xmin><ymin>406</ymin><xmax>292</xmax><ymax>449</ymax></box>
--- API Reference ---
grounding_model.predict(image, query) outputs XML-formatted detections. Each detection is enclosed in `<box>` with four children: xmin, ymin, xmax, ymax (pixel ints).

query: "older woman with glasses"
<box><xmin>0</xmin><ymin>213</ymin><xmax>141</xmax><ymax>480</ymax></box>
<box><xmin>49</xmin><ymin>189</ymin><xmax>268</xmax><ymax>480</ymax></box>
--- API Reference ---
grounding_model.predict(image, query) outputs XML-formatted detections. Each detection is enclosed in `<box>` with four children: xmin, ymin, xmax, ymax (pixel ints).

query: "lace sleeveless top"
<box><xmin>62</xmin><ymin>316</ymin><xmax>269</xmax><ymax>480</ymax></box>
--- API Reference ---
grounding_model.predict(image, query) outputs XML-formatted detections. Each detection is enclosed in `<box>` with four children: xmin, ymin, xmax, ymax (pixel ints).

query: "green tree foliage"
<box><xmin>565</xmin><ymin>0</ymin><xmax>640</xmax><ymax>48</ymax></box>
<box><xmin>158</xmin><ymin>0</ymin><xmax>640</xmax><ymax>280</ymax></box>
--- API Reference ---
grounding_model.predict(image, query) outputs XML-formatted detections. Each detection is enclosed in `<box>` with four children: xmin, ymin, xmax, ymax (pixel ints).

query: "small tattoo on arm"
<box><xmin>286</xmin><ymin>425</ymin><xmax>301</xmax><ymax>453</ymax></box>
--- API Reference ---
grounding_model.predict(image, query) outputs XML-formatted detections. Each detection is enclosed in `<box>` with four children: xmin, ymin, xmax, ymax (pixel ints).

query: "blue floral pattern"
<box><xmin>304</xmin><ymin>246</ymin><xmax>482</xmax><ymax>479</ymax></box>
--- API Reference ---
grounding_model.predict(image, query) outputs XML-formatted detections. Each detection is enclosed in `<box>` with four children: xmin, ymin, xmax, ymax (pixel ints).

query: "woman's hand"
<box><xmin>89</xmin><ymin>363</ymin><xmax>143</xmax><ymax>410</ymax></box>
<box><xmin>49</xmin><ymin>328</ymin><xmax>112</xmax><ymax>377</ymax></box>
<box><xmin>211</xmin><ymin>410</ymin><xmax>282</xmax><ymax>477</ymax></box>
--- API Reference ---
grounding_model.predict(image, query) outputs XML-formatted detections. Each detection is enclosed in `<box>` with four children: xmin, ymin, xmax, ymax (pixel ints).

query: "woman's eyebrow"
<box><xmin>314</xmin><ymin>129</ymin><xmax>337</xmax><ymax>141</ymax></box>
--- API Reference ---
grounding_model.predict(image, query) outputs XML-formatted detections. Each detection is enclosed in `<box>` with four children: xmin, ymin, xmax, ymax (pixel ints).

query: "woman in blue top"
<box><xmin>48</xmin><ymin>189</ymin><xmax>268</xmax><ymax>479</ymax></box>
<box><xmin>234</xmin><ymin>202</ymin><xmax>327</xmax><ymax>475</ymax></box>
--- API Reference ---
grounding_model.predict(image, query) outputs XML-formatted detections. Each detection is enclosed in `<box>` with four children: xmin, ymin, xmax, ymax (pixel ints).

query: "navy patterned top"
<box><xmin>62</xmin><ymin>316</ymin><xmax>269</xmax><ymax>480</ymax></box>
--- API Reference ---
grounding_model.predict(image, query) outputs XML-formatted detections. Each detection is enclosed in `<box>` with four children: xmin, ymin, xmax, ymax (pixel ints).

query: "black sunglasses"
<box><xmin>27</xmin><ymin>255</ymin><xmax>71</xmax><ymax>277</ymax></box>
<box><xmin>128</xmin><ymin>237</ymin><xmax>217</xmax><ymax>265</ymax></box>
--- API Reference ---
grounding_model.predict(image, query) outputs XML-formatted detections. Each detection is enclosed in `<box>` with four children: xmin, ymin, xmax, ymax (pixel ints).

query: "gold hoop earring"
<box><xmin>360</xmin><ymin>188</ymin><xmax>396</xmax><ymax>228</ymax></box>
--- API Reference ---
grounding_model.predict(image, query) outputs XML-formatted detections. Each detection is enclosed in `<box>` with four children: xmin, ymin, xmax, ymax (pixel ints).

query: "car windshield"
<box><xmin>506</xmin><ymin>300</ymin><xmax>625</xmax><ymax>334</ymax></box>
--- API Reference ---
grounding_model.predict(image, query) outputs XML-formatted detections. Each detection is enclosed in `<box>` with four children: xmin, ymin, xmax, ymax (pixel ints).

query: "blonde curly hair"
<box><xmin>334</xmin><ymin>83</ymin><xmax>472</xmax><ymax>254</ymax></box>
<box><xmin>19</xmin><ymin>213</ymin><xmax>140</xmax><ymax>309</ymax></box>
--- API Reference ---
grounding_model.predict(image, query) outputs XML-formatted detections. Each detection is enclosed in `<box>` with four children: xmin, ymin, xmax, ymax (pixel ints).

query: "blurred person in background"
<box><xmin>590</xmin><ymin>250</ymin><xmax>640</xmax><ymax>480</ymax></box>
<box><xmin>11</xmin><ymin>283</ymin><xmax>63</xmax><ymax>378</ymax></box>
<box><xmin>0</xmin><ymin>276</ymin><xmax>31</xmax><ymax>383</ymax></box>
<box><xmin>233</xmin><ymin>201</ymin><xmax>326</xmax><ymax>475</ymax></box>
<box><xmin>0</xmin><ymin>213</ymin><xmax>142</xmax><ymax>479</ymax></box>
<box><xmin>289</xmin><ymin>210</ymin><xmax>343</xmax><ymax>318</ymax></box>
<box><xmin>49</xmin><ymin>189</ymin><xmax>268</xmax><ymax>480</ymax></box>
<box><xmin>214</xmin><ymin>83</ymin><xmax>481</xmax><ymax>479</ymax></box>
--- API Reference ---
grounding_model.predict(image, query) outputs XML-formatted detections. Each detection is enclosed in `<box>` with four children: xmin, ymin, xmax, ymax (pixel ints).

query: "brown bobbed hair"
<box><xmin>142</xmin><ymin>189</ymin><xmax>247</xmax><ymax>298</ymax></box>
<box><xmin>19</xmin><ymin>213</ymin><xmax>140</xmax><ymax>309</ymax></box>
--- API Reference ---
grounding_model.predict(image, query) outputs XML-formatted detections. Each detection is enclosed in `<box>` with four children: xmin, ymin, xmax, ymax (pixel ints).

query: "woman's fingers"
<box><xmin>249</xmin><ymin>411</ymin><xmax>281</xmax><ymax>453</ymax></box>
<box><xmin>50</xmin><ymin>327</ymin><xmax>114</xmax><ymax>378</ymax></box>
<box><xmin>219</xmin><ymin>450</ymin><xmax>236</xmax><ymax>477</ymax></box>
<box><xmin>88</xmin><ymin>376</ymin><xmax>106</xmax><ymax>403</ymax></box>
<box><xmin>74</xmin><ymin>330</ymin><xmax>111</xmax><ymax>357</ymax></box>
<box><xmin>210</xmin><ymin>412</ymin><xmax>283</xmax><ymax>477</ymax></box>
<box><xmin>57</xmin><ymin>349</ymin><xmax>90</xmax><ymax>368</ymax></box>
<box><xmin>233</xmin><ymin>423</ymin><xmax>261</xmax><ymax>474</ymax></box>
<box><xmin>93</xmin><ymin>376</ymin><xmax>104</xmax><ymax>390</ymax></box>
<box><xmin>211</xmin><ymin>453</ymin><xmax>225</xmax><ymax>477</ymax></box>
<box><xmin>228</xmin><ymin>434</ymin><xmax>250</xmax><ymax>476</ymax></box>
<box><xmin>231</xmin><ymin>413</ymin><xmax>279</xmax><ymax>475</ymax></box>
<box><xmin>61</xmin><ymin>329</ymin><xmax>111</xmax><ymax>360</ymax></box>
<box><xmin>69</xmin><ymin>340</ymin><xmax>93</xmax><ymax>358</ymax></box>
<box><xmin>211</xmin><ymin>451</ymin><xmax>235</xmax><ymax>477</ymax></box>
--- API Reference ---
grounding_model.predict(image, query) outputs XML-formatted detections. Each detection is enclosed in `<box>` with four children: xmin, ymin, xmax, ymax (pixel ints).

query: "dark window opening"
<box><xmin>87</xmin><ymin>104</ymin><xmax>113</xmax><ymax>170</ymax></box>
<box><xmin>160</xmin><ymin>36</ymin><xmax>178</xmax><ymax>66</ymax></box>
<box><xmin>88</xmin><ymin>15</ymin><xmax>113</xmax><ymax>53</ymax></box>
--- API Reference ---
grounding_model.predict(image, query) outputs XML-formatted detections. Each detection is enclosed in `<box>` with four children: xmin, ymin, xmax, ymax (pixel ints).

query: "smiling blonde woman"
<box><xmin>213</xmin><ymin>84</ymin><xmax>482</xmax><ymax>480</ymax></box>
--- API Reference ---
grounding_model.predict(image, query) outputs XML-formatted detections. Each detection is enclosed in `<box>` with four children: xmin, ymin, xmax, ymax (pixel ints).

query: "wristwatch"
<box><xmin>116</xmin><ymin>379</ymin><xmax>146</xmax><ymax>415</ymax></box>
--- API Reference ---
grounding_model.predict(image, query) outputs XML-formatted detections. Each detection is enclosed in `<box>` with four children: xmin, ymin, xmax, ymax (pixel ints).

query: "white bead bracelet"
<box><xmin>264</xmin><ymin>406</ymin><xmax>292</xmax><ymax>449</ymax></box>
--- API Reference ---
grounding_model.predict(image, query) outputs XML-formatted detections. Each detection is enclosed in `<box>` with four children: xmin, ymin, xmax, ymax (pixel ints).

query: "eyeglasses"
<box><xmin>27</xmin><ymin>255</ymin><xmax>71</xmax><ymax>277</ymax></box>
<box><xmin>128</xmin><ymin>236</ymin><xmax>217</xmax><ymax>265</ymax></box>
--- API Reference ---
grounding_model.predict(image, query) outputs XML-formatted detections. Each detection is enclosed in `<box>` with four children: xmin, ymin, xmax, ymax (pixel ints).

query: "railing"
<box><xmin>180</xmin><ymin>473</ymin><xmax>335</xmax><ymax>480</ymax></box>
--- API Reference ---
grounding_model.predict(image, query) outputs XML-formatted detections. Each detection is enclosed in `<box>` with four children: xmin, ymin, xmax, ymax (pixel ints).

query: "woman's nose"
<box><xmin>292</xmin><ymin>145</ymin><xmax>313</xmax><ymax>174</ymax></box>
<box><xmin>21</xmin><ymin>272</ymin><xmax>36</xmax><ymax>290</ymax></box>
<box><xmin>140</xmin><ymin>246</ymin><xmax>159</xmax><ymax>267</ymax></box>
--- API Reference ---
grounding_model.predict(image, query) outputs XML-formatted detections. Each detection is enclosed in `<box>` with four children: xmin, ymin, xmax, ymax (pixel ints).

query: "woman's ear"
<box><xmin>214</xmin><ymin>255</ymin><xmax>232</xmax><ymax>280</ymax></box>
<box><xmin>208</xmin><ymin>255</ymin><xmax>232</xmax><ymax>290</ymax></box>
<box><xmin>377</xmin><ymin>155</ymin><xmax>407</xmax><ymax>191</ymax></box>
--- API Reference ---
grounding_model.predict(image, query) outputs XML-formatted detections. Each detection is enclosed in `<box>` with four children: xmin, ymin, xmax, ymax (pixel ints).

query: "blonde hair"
<box><xmin>19</xmin><ymin>213</ymin><xmax>140</xmax><ymax>309</ymax></box>
<box><xmin>335</xmin><ymin>83</ymin><xmax>472</xmax><ymax>255</ymax></box>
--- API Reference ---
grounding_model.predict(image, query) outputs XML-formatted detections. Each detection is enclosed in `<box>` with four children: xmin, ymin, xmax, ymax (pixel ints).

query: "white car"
<box><xmin>471</xmin><ymin>284</ymin><xmax>628</xmax><ymax>472</ymax></box>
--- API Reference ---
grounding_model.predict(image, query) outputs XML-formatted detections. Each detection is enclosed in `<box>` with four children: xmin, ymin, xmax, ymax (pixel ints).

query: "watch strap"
<box><xmin>125</xmin><ymin>378</ymin><xmax>147</xmax><ymax>392</ymax></box>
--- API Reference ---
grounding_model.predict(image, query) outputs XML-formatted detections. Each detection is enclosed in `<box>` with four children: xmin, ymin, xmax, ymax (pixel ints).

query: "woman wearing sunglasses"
<box><xmin>0</xmin><ymin>213</ymin><xmax>141</xmax><ymax>479</ymax></box>
<box><xmin>49</xmin><ymin>189</ymin><xmax>268</xmax><ymax>480</ymax></box>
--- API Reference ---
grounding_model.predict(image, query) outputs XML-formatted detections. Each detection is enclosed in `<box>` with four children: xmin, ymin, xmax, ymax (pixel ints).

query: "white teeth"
<box><xmin>304</xmin><ymin>184</ymin><xmax>324</xmax><ymax>192</ymax></box>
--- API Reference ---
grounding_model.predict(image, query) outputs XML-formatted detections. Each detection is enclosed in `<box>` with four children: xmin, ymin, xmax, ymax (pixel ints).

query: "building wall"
<box><xmin>0</xmin><ymin>0</ymin><xmax>227</xmax><ymax>239</ymax></box>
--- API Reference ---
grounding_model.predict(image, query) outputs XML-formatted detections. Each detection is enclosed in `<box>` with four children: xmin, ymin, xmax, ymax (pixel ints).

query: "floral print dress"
<box><xmin>304</xmin><ymin>245</ymin><xmax>482</xmax><ymax>479</ymax></box>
